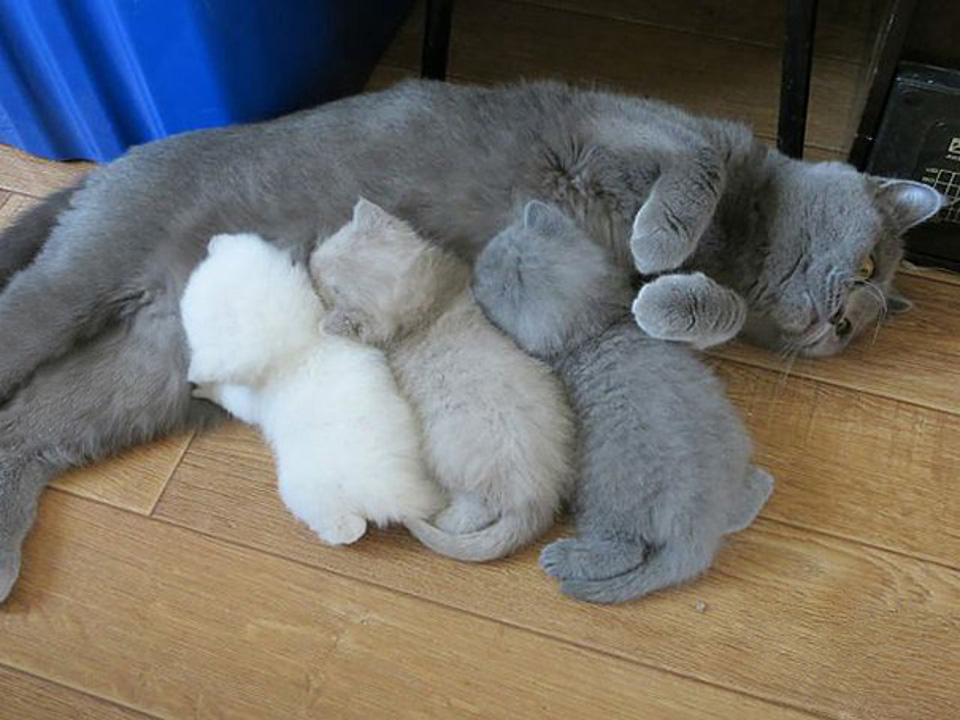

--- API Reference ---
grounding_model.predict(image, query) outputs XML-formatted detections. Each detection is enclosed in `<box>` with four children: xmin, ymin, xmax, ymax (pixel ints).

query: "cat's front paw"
<box><xmin>317</xmin><ymin>514</ymin><xmax>367</xmax><ymax>545</ymax></box>
<box><xmin>630</xmin><ymin>206</ymin><xmax>697</xmax><ymax>274</ymax></box>
<box><xmin>632</xmin><ymin>272</ymin><xmax>746</xmax><ymax>349</ymax></box>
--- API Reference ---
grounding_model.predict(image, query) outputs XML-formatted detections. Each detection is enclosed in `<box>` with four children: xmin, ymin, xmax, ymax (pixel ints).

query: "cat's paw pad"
<box><xmin>318</xmin><ymin>514</ymin><xmax>367</xmax><ymax>545</ymax></box>
<box><xmin>0</xmin><ymin>549</ymin><xmax>22</xmax><ymax>603</ymax></box>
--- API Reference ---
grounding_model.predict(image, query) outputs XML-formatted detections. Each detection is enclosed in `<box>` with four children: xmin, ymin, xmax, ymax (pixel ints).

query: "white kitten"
<box><xmin>180</xmin><ymin>233</ymin><xmax>440</xmax><ymax>545</ymax></box>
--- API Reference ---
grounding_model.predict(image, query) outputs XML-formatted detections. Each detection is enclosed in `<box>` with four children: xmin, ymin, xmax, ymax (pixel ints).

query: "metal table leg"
<box><xmin>421</xmin><ymin>0</ymin><xmax>455</xmax><ymax>80</ymax></box>
<box><xmin>777</xmin><ymin>0</ymin><xmax>819</xmax><ymax>158</ymax></box>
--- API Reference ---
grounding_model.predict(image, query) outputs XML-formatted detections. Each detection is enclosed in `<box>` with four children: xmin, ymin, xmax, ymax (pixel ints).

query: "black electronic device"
<box><xmin>867</xmin><ymin>62</ymin><xmax>960</xmax><ymax>270</ymax></box>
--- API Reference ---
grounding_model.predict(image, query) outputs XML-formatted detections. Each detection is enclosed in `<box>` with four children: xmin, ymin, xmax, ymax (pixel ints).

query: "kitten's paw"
<box><xmin>632</xmin><ymin>273</ymin><xmax>746</xmax><ymax>349</ymax></box>
<box><xmin>0</xmin><ymin>549</ymin><xmax>22</xmax><ymax>603</ymax></box>
<box><xmin>318</xmin><ymin>514</ymin><xmax>367</xmax><ymax>545</ymax></box>
<box><xmin>630</xmin><ymin>206</ymin><xmax>696</xmax><ymax>274</ymax></box>
<box><xmin>540</xmin><ymin>537</ymin><xmax>646</xmax><ymax>581</ymax></box>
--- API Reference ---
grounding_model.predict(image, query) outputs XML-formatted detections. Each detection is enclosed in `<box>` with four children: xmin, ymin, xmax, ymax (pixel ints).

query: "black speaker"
<box><xmin>867</xmin><ymin>62</ymin><xmax>960</xmax><ymax>270</ymax></box>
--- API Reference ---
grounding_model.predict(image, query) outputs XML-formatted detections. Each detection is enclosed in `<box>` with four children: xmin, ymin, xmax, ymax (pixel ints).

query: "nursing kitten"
<box><xmin>0</xmin><ymin>79</ymin><xmax>941</xmax><ymax>600</ymax></box>
<box><xmin>309</xmin><ymin>199</ymin><xmax>575</xmax><ymax>562</ymax></box>
<box><xmin>473</xmin><ymin>201</ymin><xmax>773</xmax><ymax>603</ymax></box>
<box><xmin>181</xmin><ymin>232</ymin><xmax>440</xmax><ymax>545</ymax></box>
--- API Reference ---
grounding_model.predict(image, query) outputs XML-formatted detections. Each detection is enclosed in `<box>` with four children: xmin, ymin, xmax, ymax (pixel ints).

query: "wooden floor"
<box><xmin>2</xmin><ymin>1</ymin><xmax>959</xmax><ymax>718</ymax></box>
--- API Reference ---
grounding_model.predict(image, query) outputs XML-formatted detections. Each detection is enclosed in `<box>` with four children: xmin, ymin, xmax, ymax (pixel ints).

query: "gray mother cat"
<box><xmin>474</xmin><ymin>201</ymin><xmax>773</xmax><ymax>603</ymax></box>
<box><xmin>0</xmin><ymin>79</ymin><xmax>942</xmax><ymax>601</ymax></box>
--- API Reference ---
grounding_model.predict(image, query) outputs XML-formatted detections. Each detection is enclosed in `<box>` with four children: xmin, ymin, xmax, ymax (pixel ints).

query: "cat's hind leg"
<box><xmin>539</xmin><ymin>536</ymin><xmax>647</xmax><ymax>582</ymax></box>
<box><xmin>0</xmin><ymin>183</ymin><xmax>83</xmax><ymax>290</ymax></box>
<box><xmin>0</xmin><ymin>184</ymin><xmax>183</xmax><ymax>401</ymax></box>
<box><xmin>0</xmin><ymin>292</ymin><xmax>215</xmax><ymax>602</ymax></box>
<box><xmin>632</xmin><ymin>272</ymin><xmax>746</xmax><ymax>349</ymax></box>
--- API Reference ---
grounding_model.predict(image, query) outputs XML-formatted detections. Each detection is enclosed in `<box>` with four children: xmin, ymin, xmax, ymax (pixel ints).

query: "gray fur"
<box><xmin>0</xmin><ymin>79</ymin><xmax>938</xmax><ymax>599</ymax></box>
<box><xmin>309</xmin><ymin>199</ymin><xmax>576</xmax><ymax>562</ymax></box>
<box><xmin>0</xmin><ymin>182</ymin><xmax>84</xmax><ymax>290</ymax></box>
<box><xmin>473</xmin><ymin>202</ymin><xmax>774</xmax><ymax>602</ymax></box>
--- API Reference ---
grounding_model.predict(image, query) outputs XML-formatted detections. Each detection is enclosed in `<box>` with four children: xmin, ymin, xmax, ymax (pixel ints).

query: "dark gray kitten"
<box><xmin>0</xmin><ymin>79</ymin><xmax>941</xmax><ymax>601</ymax></box>
<box><xmin>473</xmin><ymin>201</ymin><xmax>774</xmax><ymax>603</ymax></box>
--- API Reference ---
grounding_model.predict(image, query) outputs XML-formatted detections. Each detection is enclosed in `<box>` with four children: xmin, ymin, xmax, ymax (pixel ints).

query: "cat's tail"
<box><xmin>544</xmin><ymin>534</ymin><xmax>719</xmax><ymax>604</ymax></box>
<box><xmin>0</xmin><ymin>181</ymin><xmax>83</xmax><ymax>290</ymax></box>
<box><xmin>405</xmin><ymin>503</ymin><xmax>552</xmax><ymax>563</ymax></box>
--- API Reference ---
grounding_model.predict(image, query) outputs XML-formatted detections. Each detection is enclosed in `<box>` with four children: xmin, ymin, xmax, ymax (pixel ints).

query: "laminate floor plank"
<box><xmin>0</xmin><ymin>665</ymin><xmax>155</xmax><ymax>720</ymax></box>
<box><xmin>0</xmin><ymin>145</ymin><xmax>92</xmax><ymax>197</ymax></box>
<box><xmin>155</xmin><ymin>421</ymin><xmax>960</xmax><ymax>720</ymax></box>
<box><xmin>1</xmin><ymin>493</ymin><xmax>815</xmax><ymax>720</ymax></box>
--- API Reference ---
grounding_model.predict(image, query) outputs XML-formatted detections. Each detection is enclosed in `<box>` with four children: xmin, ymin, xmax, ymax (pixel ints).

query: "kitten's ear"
<box><xmin>522</xmin><ymin>200</ymin><xmax>570</xmax><ymax>234</ymax></box>
<box><xmin>875</xmin><ymin>179</ymin><xmax>945</xmax><ymax>232</ymax></box>
<box><xmin>352</xmin><ymin>197</ymin><xmax>394</xmax><ymax>231</ymax></box>
<box><xmin>886</xmin><ymin>285</ymin><xmax>913</xmax><ymax>314</ymax></box>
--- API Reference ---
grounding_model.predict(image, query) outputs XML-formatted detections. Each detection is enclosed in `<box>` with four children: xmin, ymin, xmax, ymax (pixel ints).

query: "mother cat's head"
<box><xmin>721</xmin><ymin>159</ymin><xmax>944</xmax><ymax>357</ymax></box>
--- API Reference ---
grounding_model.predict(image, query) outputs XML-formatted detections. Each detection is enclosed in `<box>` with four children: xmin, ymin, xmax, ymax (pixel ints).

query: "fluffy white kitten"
<box><xmin>180</xmin><ymin>232</ymin><xmax>440</xmax><ymax>544</ymax></box>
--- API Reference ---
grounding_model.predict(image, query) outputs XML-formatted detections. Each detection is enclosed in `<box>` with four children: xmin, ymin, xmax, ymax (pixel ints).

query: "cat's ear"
<box><xmin>886</xmin><ymin>285</ymin><xmax>913</xmax><ymax>314</ymax></box>
<box><xmin>352</xmin><ymin>197</ymin><xmax>395</xmax><ymax>232</ymax></box>
<box><xmin>522</xmin><ymin>200</ymin><xmax>570</xmax><ymax>235</ymax></box>
<box><xmin>874</xmin><ymin>179</ymin><xmax>944</xmax><ymax>232</ymax></box>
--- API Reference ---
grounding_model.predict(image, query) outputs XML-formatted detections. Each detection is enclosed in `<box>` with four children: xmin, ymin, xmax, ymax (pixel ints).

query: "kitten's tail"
<box><xmin>405</xmin><ymin>503</ymin><xmax>552</xmax><ymax>563</ymax></box>
<box><xmin>0</xmin><ymin>181</ymin><xmax>83</xmax><ymax>289</ymax></box>
<box><xmin>552</xmin><ymin>536</ymin><xmax>719</xmax><ymax>604</ymax></box>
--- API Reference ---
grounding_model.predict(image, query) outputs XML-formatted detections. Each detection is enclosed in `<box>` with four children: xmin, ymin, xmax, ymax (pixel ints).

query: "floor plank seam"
<box><xmin>148</xmin><ymin>430</ymin><xmax>199</xmax><ymax>517</ymax></box>
<box><xmin>505</xmin><ymin>0</ymin><xmax>866</xmax><ymax>67</ymax></box>
<box><xmin>714</xmin><ymin>353</ymin><xmax>960</xmax><ymax>417</ymax></box>
<box><xmin>0</xmin><ymin>660</ymin><xmax>161</xmax><ymax>719</ymax></box>
<box><xmin>129</xmin><ymin>500</ymin><xmax>861</xmax><ymax>719</ymax></box>
<box><xmin>758</xmin><ymin>516</ymin><xmax>960</xmax><ymax>573</ymax></box>
<box><xmin>146</xmin><ymin>518</ymin><xmax>821</xmax><ymax>718</ymax></box>
<box><xmin>900</xmin><ymin>268</ymin><xmax>960</xmax><ymax>287</ymax></box>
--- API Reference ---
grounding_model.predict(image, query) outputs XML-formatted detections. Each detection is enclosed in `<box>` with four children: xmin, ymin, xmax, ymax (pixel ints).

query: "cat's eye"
<box><xmin>855</xmin><ymin>254</ymin><xmax>876</xmax><ymax>282</ymax></box>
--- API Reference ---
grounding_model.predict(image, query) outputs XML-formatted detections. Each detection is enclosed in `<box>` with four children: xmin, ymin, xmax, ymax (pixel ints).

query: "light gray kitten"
<box><xmin>473</xmin><ymin>201</ymin><xmax>774</xmax><ymax>603</ymax></box>
<box><xmin>309</xmin><ymin>198</ymin><xmax>576</xmax><ymax>562</ymax></box>
<box><xmin>0</xmin><ymin>79</ymin><xmax>941</xmax><ymax>601</ymax></box>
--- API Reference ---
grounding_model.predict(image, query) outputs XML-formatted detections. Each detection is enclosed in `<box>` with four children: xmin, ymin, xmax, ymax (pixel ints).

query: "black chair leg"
<box><xmin>778</xmin><ymin>0</ymin><xmax>819</xmax><ymax>158</ymax></box>
<box><xmin>421</xmin><ymin>0</ymin><xmax>455</xmax><ymax>80</ymax></box>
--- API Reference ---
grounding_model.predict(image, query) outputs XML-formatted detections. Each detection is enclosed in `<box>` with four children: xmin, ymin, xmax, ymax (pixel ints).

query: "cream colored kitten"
<box><xmin>309</xmin><ymin>199</ymin><xmax>576</xmax><ymax>561</ymax></box>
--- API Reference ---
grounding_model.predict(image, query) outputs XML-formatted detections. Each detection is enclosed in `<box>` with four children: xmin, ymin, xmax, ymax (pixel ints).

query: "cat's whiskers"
<box><xmin>859</xmin><ymin>280</ymin><xmax>888</xmax><ymax>349</ymax></box>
